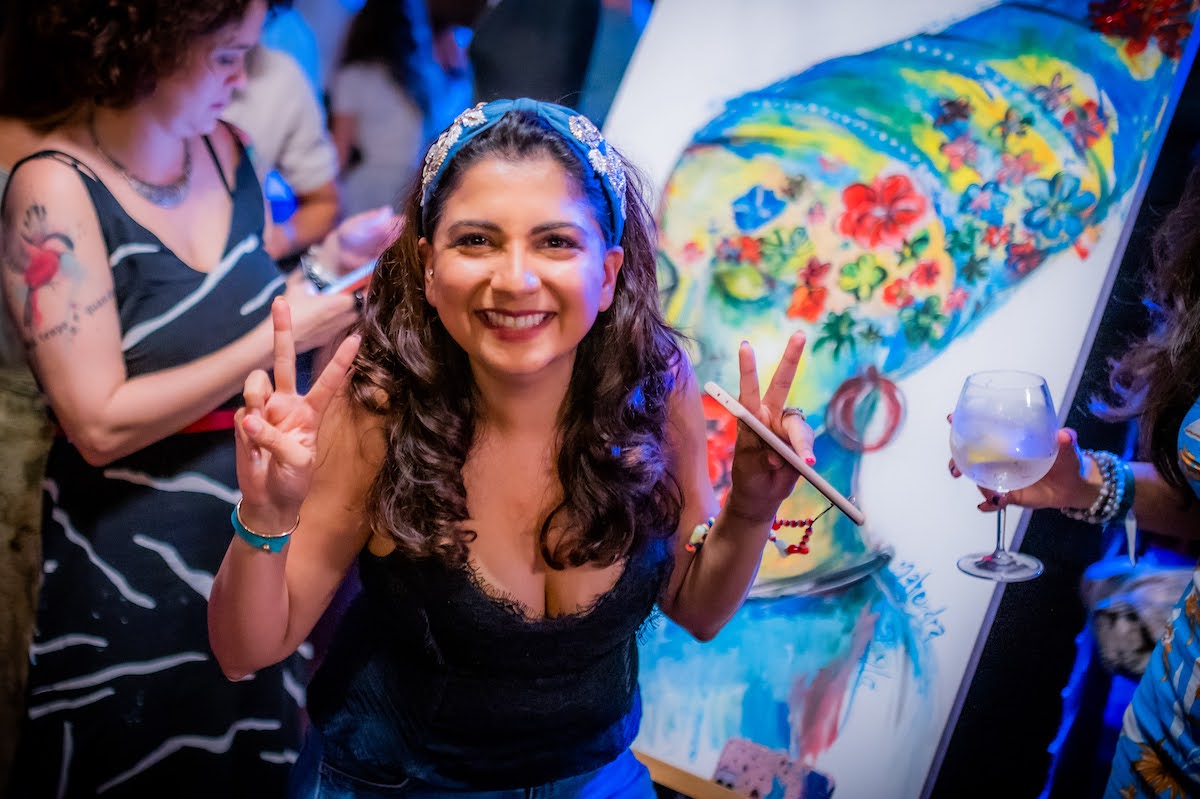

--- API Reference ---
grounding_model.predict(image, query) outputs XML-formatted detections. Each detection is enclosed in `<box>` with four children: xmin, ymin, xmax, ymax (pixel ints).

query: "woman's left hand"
<box><xmin>318</xmin><ymin>206</ymin><xmax>402</xmax><ymax>275</ymax></box>
<box><xmin>725</xmin><ymin>331</ymin><xmax>816</xmax><ymax>523</ymax></box>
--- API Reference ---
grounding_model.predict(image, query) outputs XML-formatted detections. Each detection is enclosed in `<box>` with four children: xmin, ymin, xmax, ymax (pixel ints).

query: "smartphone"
<box><xmin>319</xmin><ymin>259</ymin><xmax>376</xmax><ymax>295</ymax></box>
<box><xmin>703</xmin><ymin>381</ymin><xmax>866</xmax><ymax>526</ymax></box>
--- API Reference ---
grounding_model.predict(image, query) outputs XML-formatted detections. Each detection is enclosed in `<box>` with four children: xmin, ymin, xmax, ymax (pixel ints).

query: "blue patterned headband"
<box><xmin>419</xmin><ymin>98</ymin><xmax>627</xmax><ymax>245</ymax></box>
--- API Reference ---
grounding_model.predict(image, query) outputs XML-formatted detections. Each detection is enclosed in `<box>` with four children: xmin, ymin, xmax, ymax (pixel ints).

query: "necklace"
<box><xmin>88</xmin><ymin>119</ymin><xmax>192</xmax><ymax>209</ymax></box>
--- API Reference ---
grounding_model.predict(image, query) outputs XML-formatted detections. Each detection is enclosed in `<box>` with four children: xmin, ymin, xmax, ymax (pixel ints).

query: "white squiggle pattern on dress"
<box><xmin>32</xmin><ymin>652</ymin><xmax>207</xmax><ymax>696</ymax></box>
<box><xmin>132</xmin><ymin>535</ymin><xmax>213</xmax><ymax>599</ymax></box>
<box><xmin>296</xmin><ymin>642</ymin><xmax>314</xmax><ymax>660</ymax></box>
<box><xmin>259</xmin><ymin>749</ymin><xmax>299</xmax><ymax>765</ymax></box>
<box><xmin>108</xmin><ymin>243</ymin><xmax>160</xmax><ymax>268</ymax></box>
<box><xmin>239</xmin><ymin>274</ymin><xmax>285</xmax><ymax>316</ymax></box>
<box><xmin>52</xmin><ymin>507</ymin><xmax>156</xmax><ymax>609</ymax></box>
<box><xmin>58</xmin><ymin>721</ymin><xmax>73</xmax><ymax>799</ymax></box>
<box><xmin>96</xmin><ymin>717</ymin><xmax>283</xmax><ymax>794</ymax></box>
<box><xmin>121</xmin><ymin>234</ymin><xmax>259</xmax><ymax>351</ymax></box>
<box><xmin>102</xmin><ymin>468</ymin><xmax>240</xmax><ymax>505</ymax></box>
<box><xmin>28</xmin><ymin>687</ymin><xmax>116</xmax><ymax>720</ymax></box>
<box><xmin>282</xmin><ymin>669</ymin><xmax>305</xmax><ymax>708</ymax></box>
<box><xmin>31</xmin><ymin>634</ymin><xmax>108</xmax><ymax>657</ymax></box>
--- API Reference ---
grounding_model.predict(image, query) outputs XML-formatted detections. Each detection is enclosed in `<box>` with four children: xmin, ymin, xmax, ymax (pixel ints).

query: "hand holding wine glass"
<box><xmin>951</xmin><ymin>427</ymin><xmax>1099</xmax><ymax>513</ymax></box>
<box><xmin>948</xmin><ymin>370</ymin><xmax>1058</xmax><ymax>582</ymax></box>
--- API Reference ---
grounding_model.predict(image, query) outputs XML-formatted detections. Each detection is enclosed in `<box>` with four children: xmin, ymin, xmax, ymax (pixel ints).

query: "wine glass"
<box><xmin>949</xmin><ymin>370</ymin><xmax>1058</xmax><ymax>582</ymax></box>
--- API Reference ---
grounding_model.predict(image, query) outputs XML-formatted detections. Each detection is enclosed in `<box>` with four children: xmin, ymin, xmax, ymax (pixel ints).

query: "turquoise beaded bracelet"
<box><xmin>230</xmin><ymin>499</ymin><xmax>298</xmax><ymax>553</ymax></box>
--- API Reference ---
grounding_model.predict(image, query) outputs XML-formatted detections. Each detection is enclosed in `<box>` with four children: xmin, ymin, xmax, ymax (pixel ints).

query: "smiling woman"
<box><xmin>206</xmin><ymin>99</ymin><xmax>820</xmax><ymax>798</ymax></box>
<box><xmin>422</xmin><ymin>156</ymin><xmax>624</xmax><ymax>408</ymax></box>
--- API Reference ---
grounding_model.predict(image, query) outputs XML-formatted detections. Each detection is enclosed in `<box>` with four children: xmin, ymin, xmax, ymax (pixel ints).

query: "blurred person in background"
<box><xmin>224</xmin><ymin>43</ymin><xmax>340</xmax><ymax>263</ymax></box>
<box><xmin>0</xmin><ymin>1</ymin><xmax>388</xmax><ymax>794</ymax></box>
<box><xmin>0</xmin><ymin>112</ymin><xmax>51</xmax><ymax>793</ymax></box>
<box><xmin>331</xmin><ymin>0</ymin><xmax>466</xmax><ymax>215</ymax></box>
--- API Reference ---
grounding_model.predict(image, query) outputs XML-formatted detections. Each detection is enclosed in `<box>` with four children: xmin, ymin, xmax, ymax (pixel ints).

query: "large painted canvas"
<box><xmin>604</xmin><ymin>1</ymin><xmax>1198</xmax><ymax>797</ymax></box>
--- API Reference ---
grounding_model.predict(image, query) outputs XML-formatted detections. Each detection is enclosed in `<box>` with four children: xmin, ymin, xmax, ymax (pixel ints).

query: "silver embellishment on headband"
<box><xmin>568</xmin><ymin>115</ymin><xmax>605</xmax><ymax>148</ymax></box>
<box><xmin>568</xmin><ymin>115</ymin><xmax>627</xmax><ymax>218</ymax></box>
<box><xmin>420</xmin><ymin>103</ymin><xmax>488</xmax><ymax>204</ymax></box>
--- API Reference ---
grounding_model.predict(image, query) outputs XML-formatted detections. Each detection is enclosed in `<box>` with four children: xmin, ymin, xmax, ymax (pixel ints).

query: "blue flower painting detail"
<box><xmin>1024</xmin><ymin>172</ymin><xmax>1096</xmax><ymax>241</ymax></box>
<box><xmin>733</xmin><ymin>185</ymin><xmax>788</xmax><ymax>231</ymax></box>
<box><xmin>959</xmin><ymin>182</ymin><xmax>1010</xmax><ymax>226</ymax></box>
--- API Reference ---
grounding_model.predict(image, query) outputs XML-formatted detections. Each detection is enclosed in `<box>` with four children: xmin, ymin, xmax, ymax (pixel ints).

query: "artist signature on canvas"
<box><xmin>860</xmin><ymin>562</ymin><xmax>946</xmax><ymax>689</ymax></box>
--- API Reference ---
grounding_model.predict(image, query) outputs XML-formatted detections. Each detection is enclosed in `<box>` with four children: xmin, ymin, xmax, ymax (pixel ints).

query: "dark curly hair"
<box><xmin>1097</xmin><ymin>164</ymin><xmax>1200</xmax><ymax>499</ymax></box>
<box><xmin>0</xmin><ymin>0</ymin><xmax>258</xmax><ymax>125</ymax></box>
<box><xmin>349</xmin><ymin>110</ymin><xmax>685</xmax><ymax>569</ymax></box>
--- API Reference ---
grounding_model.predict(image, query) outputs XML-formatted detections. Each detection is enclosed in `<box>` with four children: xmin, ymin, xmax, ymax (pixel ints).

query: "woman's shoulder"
<box><xmin>2</xmin><ymin>145</ymin><xmax>97</xmax><ymax>218</ymax></box>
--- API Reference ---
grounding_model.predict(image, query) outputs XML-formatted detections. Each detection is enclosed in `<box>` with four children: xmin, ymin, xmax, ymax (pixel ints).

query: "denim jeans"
<box><xmin>289</xmin><ymin>728</ymin><xmax>656</xmax><ymax>799</ymax></box>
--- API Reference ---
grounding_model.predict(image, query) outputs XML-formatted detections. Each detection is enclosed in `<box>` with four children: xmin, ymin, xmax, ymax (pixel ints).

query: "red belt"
<box><xmin>54</xmin><ymin>408</ymin><xmax>239</xmax><ymax>438</ymax></box>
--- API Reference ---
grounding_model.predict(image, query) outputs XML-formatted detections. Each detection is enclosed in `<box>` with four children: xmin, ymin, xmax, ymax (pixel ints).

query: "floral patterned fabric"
<box><xmin>1105</xmin><ymin>395</ymin><xmax>1200</xmax><ymax>798</ymax></box>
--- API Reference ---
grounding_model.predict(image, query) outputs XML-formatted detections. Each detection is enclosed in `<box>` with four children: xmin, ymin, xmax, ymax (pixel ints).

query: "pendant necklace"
<box><xmin>89</xmin><ymin>118</ymin><xmax>192</xmax><ymax>209</ymax></box>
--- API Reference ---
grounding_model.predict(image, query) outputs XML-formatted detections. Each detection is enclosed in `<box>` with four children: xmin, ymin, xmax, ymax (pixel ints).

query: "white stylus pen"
<box><xmin>703</xmin><ymin>381</ymin><xmax>866</xmax><ymax>526</ymax></box>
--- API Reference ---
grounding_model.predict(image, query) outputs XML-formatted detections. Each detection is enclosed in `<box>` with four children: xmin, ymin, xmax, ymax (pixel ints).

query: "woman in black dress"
<box><xmin>209</xmin><ymin>99</ymin><xmax>820</xmax><ymax>797</ymax></box>
<box><xmin>1</xmin><ymin>1</ymin><xmax>386</xmax><ymax>794</ymax></box>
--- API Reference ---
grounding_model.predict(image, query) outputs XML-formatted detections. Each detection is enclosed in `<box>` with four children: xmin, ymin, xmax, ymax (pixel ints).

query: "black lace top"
<box><xmin>305</xmin><ymin>535</ymin><xmax>673</xmax><ymax>790</ymax></box>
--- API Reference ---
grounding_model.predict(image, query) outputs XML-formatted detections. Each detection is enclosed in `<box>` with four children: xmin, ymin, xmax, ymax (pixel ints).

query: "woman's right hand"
<box><xmin>950</xmin><ymin>426</ymin><xmax>1099</xmax><ymax>512</ymax></box>
<box><xmin>235</xmin><ymin>298</ymin><xmax>362</xmax><ymax>529</ymax></box>
<box><xmin>281</xmin><ymin>269</ymin><xmax>359</xmax><ymax>352</ymax></box>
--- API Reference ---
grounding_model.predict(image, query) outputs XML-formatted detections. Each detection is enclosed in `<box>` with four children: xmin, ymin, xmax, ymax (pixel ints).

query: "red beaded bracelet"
<box><xmin>686</xmin><ymin>502</ymin><xmax>833</xmax><ymax>556</ymax></box>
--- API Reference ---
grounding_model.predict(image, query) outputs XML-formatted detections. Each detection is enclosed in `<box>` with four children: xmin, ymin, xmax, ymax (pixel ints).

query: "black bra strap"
<box><xmin>201</xmin><ymin>135</ymin><xmax>235</xmax><ymax>198</ymax></box>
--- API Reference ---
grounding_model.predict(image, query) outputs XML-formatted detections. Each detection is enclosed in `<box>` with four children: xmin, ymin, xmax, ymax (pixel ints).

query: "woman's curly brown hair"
<box><xmin>0</xmin><ymin>0</ymin><xmax>256</xmax><ymax>125</ymax></box>
<box><xmin>1096</xmin><ymin>164</ymin><xmax>1200</xmax><ymax>501</ymax></box>
<box><xmin>348</xmin><ymin>110</ymin><xmax>685</xmax><ymax>569</ymax></box>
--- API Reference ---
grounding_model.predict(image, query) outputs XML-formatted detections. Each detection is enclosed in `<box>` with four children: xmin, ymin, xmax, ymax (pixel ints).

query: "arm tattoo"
<box><xmin>4</xmin><ymin>203</ymin><xmax>90</xmax><ymax>347</ymax></box>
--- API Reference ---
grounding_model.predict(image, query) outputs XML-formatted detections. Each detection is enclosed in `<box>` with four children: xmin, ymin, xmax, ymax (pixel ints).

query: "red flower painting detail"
<box><xmin>940</xmin><ymin>134</ymin><xmax>979</xmax><ymax>171</ymax></box>
<box><xmin>882</xmin><ymin>277</ymin><xmax>915</xmax><ymax>308</ymax></box>
<box><xmin>911</xmin><ymin>260</ymin><xmax>941</xmax><ymax>287</ymax></box>
<box><xmin>702</xmin><ymin>394</ymin><xmax>738</xmax><ymax>498</ymax></box>
<box><xmin>945</xmin><ymin>287</ymin><xmax>969</xmax><ymax>312</ymax></box>
<box><xmin>1006</xmin><ymin>239</ymin><xmax>1046</xmax><ymax>274</ymax></box>
<box><xmin>788</xmin><ymin>285</ymin><xmax>828</xmax><ymax>322</ymax></box>
<box><xmin>799</xmin><ymin>257</ymin><xmax>832</xmax><ymax>287</ymax></box>
<box><xmin>1062</xmin><ymin>100</ymin><xmax>1106</xmax><ymax>150</ymax></box>
<box><xmin>1089</xmin><ymin>0</ymin><xmax>1195</xmax><ymax>59</ymax></box>
<box><xmin>838</xmin><ymin>175</ymin><xmax>928</xmax><ymax>247</ymax></box>
<box><xmin>715</xmin><ymin>235</ymin><xmax>763</xmax><ymax>265</ymax></box>
<box><xmin>983</xmin><ymin>224</ymin><xmax>1011</xmax><ymax>248</ymax></box>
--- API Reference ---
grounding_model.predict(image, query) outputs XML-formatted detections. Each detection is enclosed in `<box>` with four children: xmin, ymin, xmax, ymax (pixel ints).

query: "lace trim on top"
<box><xmin>457</xmin><ymin>555</ymin><xmax>637</xmax><ymax>626</ymax></box>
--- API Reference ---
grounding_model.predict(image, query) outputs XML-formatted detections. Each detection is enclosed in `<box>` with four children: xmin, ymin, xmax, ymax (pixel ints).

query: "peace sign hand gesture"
<box><xmin>726</xmin><ymin>332</ymin><xmax>816</xmax><ymax>523</ymax></box>
<box><xmin>234</xmin><ymin>298</ymin><xmax>362</xmax><ymax>531</ymax></box>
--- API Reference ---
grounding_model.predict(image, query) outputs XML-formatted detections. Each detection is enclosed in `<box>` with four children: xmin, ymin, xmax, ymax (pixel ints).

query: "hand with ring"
<box><xmin>725</xmin><ymin>332</ymin><xmax>817</xmax><ymax>524</ymax></box>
